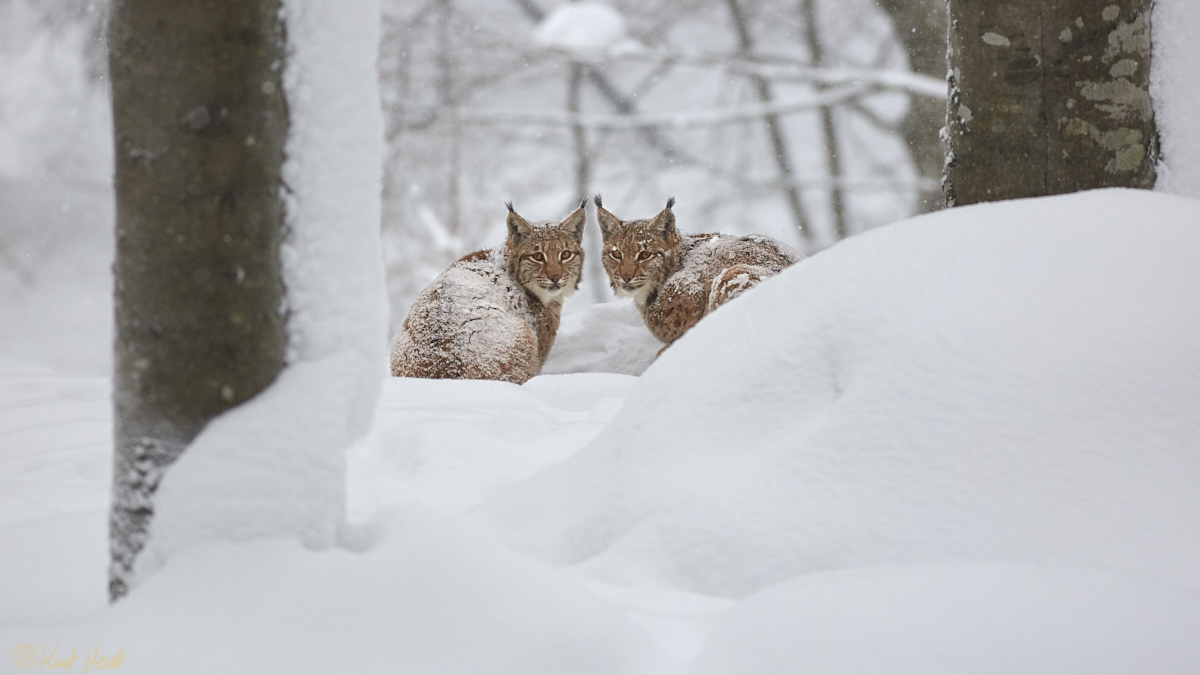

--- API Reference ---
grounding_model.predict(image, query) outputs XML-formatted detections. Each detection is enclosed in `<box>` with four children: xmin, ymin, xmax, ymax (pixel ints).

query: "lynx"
<box><xmin>390</xmin><ymin>200</ymin><xmax>586</xmax><ymax>384</ymax></box>
<box><xmin>594</xmin><ymin>195</ymin><xmax>802</xmax><ymax>347</ymax></box>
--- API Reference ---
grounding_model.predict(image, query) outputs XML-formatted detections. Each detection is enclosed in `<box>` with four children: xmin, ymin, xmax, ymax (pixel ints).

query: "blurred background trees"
<box><xmin>0</xmin><ymin>0</ymin><xmax>948</xmax><ymax>364</ymax></box>
<box><xmin>378</xmin><ymin>0</ymin><xmax>945</xmax><ymax>318</ymax></box>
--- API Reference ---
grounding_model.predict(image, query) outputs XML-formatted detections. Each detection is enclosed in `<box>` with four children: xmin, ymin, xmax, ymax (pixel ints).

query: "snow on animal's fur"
<box><xmin>594</xmin><ymin>195</ymin><xmax>802</xmax><ymax>346</ymax></box>
<box><xmin>391</xmin><ymin>201</ymin><xmax>586</xmax><ymax>383</ymax></box>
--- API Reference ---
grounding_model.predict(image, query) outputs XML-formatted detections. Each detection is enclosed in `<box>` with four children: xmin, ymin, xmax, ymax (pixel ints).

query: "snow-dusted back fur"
<box><xmin>391</xmin><ymin>202</ymin><xmax>586</xmax><ymax>383</ymax></box>
<box><xmin>595</xmin><ymin>195</ymin><xmax>802</xmax><ymax>346</ymax></box>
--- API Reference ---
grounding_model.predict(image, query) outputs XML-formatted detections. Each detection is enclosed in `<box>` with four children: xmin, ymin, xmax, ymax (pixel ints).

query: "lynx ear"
<box><xmin>593</xmin><ymin>194</ymin><xmax>622</xmax><ymax>239</ymax></box>
<box><xmin>560</xmin><ymin>202</ymin><xmax>587</xmax><ymax>242</ymax></box>
<box><xmin>648</xmin><ymin>197</ymin><xmax>676</xmax><ymax>239</ymax></box>
<box><xmin>506</xmin><ymin>201</ymin><xmax>534</xmax><ymax>242</ymax></box>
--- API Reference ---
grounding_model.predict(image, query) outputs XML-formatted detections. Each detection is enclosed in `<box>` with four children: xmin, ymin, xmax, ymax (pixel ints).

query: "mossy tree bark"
<box><xmin>108</xmin><ymin>0</ymin><xmax>288</xmax><ymax>601</ymax></box>
<box><xmin>944</xmin><ymin>0</ymin><xmax>1156</xmax><ymax>206</ymax></box>
<box><xmin>876</xmin><ymin>0</ymin><xmax>950</xmax><ymax>212</ymax></box>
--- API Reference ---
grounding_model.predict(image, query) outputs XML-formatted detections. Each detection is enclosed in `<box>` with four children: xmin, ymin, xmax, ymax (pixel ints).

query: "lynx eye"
<box><xmin>636</xmin><ymin>250</ymin><xmax>653</xmax><ymax>262</ymax></box>
<box><xmin>609</xmin><ymin>250</ymin><xmax>623</xmax><ymax>261</ymax></box>
<box><xmin>560</xmin><ymin>250</ymin><xmax>574</xmax><ymax>261</ymax></box>
<box><xmin>530</xmin><ymin>252</ymin><xmax>546</xmax><ymax>262</ymax></box>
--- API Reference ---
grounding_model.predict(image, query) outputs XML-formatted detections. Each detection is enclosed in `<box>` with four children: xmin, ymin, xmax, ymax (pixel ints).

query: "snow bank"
<box><xmin>1152</xmin><ymin>0</ymin><xmax>1200</xmax><ymax>198</ymax></box>
<box><xmin>347</xmin><ymin>373</ymin><xmax>635</xmax><ymax>518</ymax></box>
<box><xmin>0</xmin><ymin>364</ymin><xmax>109</xmax><ymax>622</ymax></box>
<box><xmin>7</xmin><ymin>507</ymin><xmax>658</xmax><ymax>675</ymax></box>
<box><xmin>138</xmin><ymin>0</ymin><xmax>388</xmax><ymax>580</ymax></box>
<box><xmin>6</xmin><ymin>185</ymin><xmax>1200</xmax><ymax>673</ymax></box>
<box><xmin>472</xmin><ymin>189</ymin><xmax>1200</xmax><ymax>598</ymax></box>
<box><xmin>685</xmin><ymin>563</ymin><xmax>1200</xmax><ymax>675</ymax></box>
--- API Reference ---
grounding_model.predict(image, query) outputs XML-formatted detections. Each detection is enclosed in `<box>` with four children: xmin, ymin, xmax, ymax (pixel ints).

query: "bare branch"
<box><xmin>611</xmin><ymin>48</ymin><xmax>947</xmax><ymax>99</ymax></box>
<box><xmin>458</xmin><ymin>83</ymin><xmax>871</xmax><ymax>131</ymax></box>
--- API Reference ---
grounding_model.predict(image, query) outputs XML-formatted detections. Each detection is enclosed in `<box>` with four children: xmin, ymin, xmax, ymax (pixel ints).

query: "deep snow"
<box><xmin>474</xmin><ymin>189</ymin><xmax>1200</xmax><ymax>600</ymax></box>
<box><xmin>2</xmin><ymin>0</ymin><xmax>1200</xmax><ymax>669</ymax></box>
<box><xmin>4</xmin><ymin>189</ymin><xmax>1200</xmax><ymax>673</ymax></box>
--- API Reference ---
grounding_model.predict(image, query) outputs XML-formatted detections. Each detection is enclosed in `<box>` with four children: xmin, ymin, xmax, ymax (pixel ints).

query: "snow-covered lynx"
<box><xmin>595</xmin><ymin>195</ymin><xmax>802</xmax><ymax>347</ymax></box>
<box><xmin>390</xmin><ymin>201</ymin><xmax>586</xmax><ymax>383</ymax></box>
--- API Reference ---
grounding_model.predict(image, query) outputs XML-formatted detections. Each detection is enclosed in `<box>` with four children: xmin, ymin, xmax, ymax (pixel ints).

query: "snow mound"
<box><xmin>543</xmin><ymin>301</ymin><xmax>660</xmax><ymax>376</ymax></box>
<box><xmin>533</xmin><ymin>2</ymin><xmax>640</xmax><ymax>62</ymax></box>
<box><xmin>347</xmin><ymin>373</ymin><xmax>635</xmax><ymax>518</ymax></box>
<box><xmin>0</xmin><ymin>367</ymin><xmax>109</xmax><ymax>622</ymax></box>
<box><xmin>685</xmin><ymin>563</ymin><xmax>1200</xmax><ymax>675</ymax></box>
<box><xmin>5</xmin><ymin>507</ymin><xmax>658</xmax><ymax>675</ymax></box>
<box><xmin>472</xmin><ymin>189</ymin><xmax>1200</xmax><ymax>598</ymax></box>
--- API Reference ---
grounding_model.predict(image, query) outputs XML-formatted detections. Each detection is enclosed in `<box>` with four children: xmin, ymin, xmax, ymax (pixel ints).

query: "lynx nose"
<box><xmin>547</xmin><ymin>272</ymin><xmax>563</xmax><ymax>285</ymax></box>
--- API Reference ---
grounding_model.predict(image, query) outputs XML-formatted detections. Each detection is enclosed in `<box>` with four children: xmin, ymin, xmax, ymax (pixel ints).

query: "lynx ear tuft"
<box><xmin>594</xmin><ymin>197</ymin><xmax>621</xmax><ymax>239</ymax></box>
<box><xmin>649</xmin><ymin>202</ymin><xmax>676</xmax><ymax>239</ymax></box>
<box><xmin>561</xmin><ymin>205</ymin><xmax>587</xmax><ymax>242</ymax></box>
<box><xmin>593</xmin><ymin>194</ymin><xmax>603</xmax><ymax>209</ymax></box>
<box><xmin>579</xmin><ymin>197</ymin><xmax>588</xmax><ymax>210</ymax></box>
<box><xmin>506</xmin><ymin>204</ymin><xmax>533</xmax><ymax>242</ymax></box>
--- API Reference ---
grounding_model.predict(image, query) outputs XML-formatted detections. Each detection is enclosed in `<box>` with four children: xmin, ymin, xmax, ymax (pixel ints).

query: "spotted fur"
<box><xmin>390</xmin><ymin>201</ymin><xmax>586</xmax><ymax>383</ymax></box>
<box><xmin>594</xmin><ymin>195</ymin><xmax>802</xmax><ymax>347</ymax></box>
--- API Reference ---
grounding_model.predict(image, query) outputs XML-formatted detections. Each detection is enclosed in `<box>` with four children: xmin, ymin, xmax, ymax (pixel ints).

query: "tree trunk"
<box><xmin>876</xmin><ymin>0</ymin><xmax>950</xmax><ymax>212</ymax></box>
<box><xmin>800</xmin><ymin>0</ymin><xmax>848</xmax><ymax>238</ymax></box>
<box><xmin>436</xmin><ymin>0</ymin><xmax>463</xmax><ymax>235</ymax></box>
<box><xmin>108</xmin><ymin>0</ymin><xmax>288</xmax><ymax>601</ymax></box>
<box><xmin>569</xmin><ymin>63</ymin><xmax>609</xmax><ymax>303</ymax></box>
<box><xmin>944</xmin><ymin>0</ymin><xmax>1156</xmax><ymax>206</ymax></box>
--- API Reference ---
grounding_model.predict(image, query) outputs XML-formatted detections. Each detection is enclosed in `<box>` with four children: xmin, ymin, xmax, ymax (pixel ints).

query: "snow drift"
<box><xmin>4</xmin><ymin>189</ymin><xmax>1200</xmax><ymax>673</ymax></box>
<box><xmin>684</xmin><ymin>562</ymin><xmax>1200</xmax><ymax>675</ymax></box>
<box><xmin>473</xmin><ymin>188</ymin><xmax>1200</xmax><ymax>598</ymax></box>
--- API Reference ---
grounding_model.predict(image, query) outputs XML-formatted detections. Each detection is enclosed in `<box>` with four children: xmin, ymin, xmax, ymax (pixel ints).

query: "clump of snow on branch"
<box><xmin>138</xmin><ymin>0</ymin><xmax>388</xmax><ymax>580</ymax></box>
<box><xmin>534</xmin><ymin>1</ymin><xmax>640</xmax><ymax>62</ymax></box>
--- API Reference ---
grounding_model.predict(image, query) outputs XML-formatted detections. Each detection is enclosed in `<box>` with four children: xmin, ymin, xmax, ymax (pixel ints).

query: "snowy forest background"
<box><xmin>4</xmin><ymin>0</ymin><xmax>1200</xmax><ymax>672</ymax></box>
<box><xmin>1</xmin><ymin>0</ymin><xmax>938</xmax><ymax>371</ymax></box>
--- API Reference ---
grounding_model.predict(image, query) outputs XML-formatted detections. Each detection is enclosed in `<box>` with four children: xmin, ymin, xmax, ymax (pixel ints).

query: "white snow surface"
<box><xmin>137</xmin><ymin>0</ymin><xmax>389</xmax><ymax>580</ymax></box>
<box><xmin>542</xmin><ymin>301</ymin><xmax>661</xmax><ymax>375</ymax></box>
<box><xmin>1153</xmin><ymin>0</ymin><xmax>1200</xmax><ymax>198</ymax></box>
<box><xmin>3</xmin><ymin>189</ymin><xmax>1200</xmax><ymax>673</ymax></box>
<box><xmin>686</xmin><ymin>563</ymin><xmax>1200</xmax><ymax>675</ymax></box>
<box><xmin>472</xmin><ymin>189</ymin><xmax>1200</xmax><ymax>598</ymax></box>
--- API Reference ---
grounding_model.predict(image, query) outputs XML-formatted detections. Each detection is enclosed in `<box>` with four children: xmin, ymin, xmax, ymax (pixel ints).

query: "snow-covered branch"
<box><xmin>606</xmin><ymin>48</ymin><xmax>948</xmax><ymax>100</ymax></box>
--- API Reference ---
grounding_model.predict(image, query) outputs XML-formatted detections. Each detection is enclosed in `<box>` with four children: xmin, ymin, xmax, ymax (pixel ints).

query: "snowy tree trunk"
<box><xmin>877</xmin><ymin>0</ymin><xmax>949</xmax><ymax>212</ymax></box>
<box><xmin>944</xmin><ymin>0</ymin><xmax>1156</xmax><ymax>206</ymax></box>
<box><xmin>108</xmin><ymin>0</ymin><xmax>288</xmax><ymax>601</ymax></box>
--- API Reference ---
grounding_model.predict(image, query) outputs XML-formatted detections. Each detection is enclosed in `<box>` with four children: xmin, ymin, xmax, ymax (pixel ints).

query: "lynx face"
<box><xmin>594</xmin><ymin>196</ymin><xmax>681</xmax><ymax>307</ymax></box>
<box><xmin>505</xmin><ymin>202</ymin><xmax>586</xmax><ymax>305</ymax></box>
